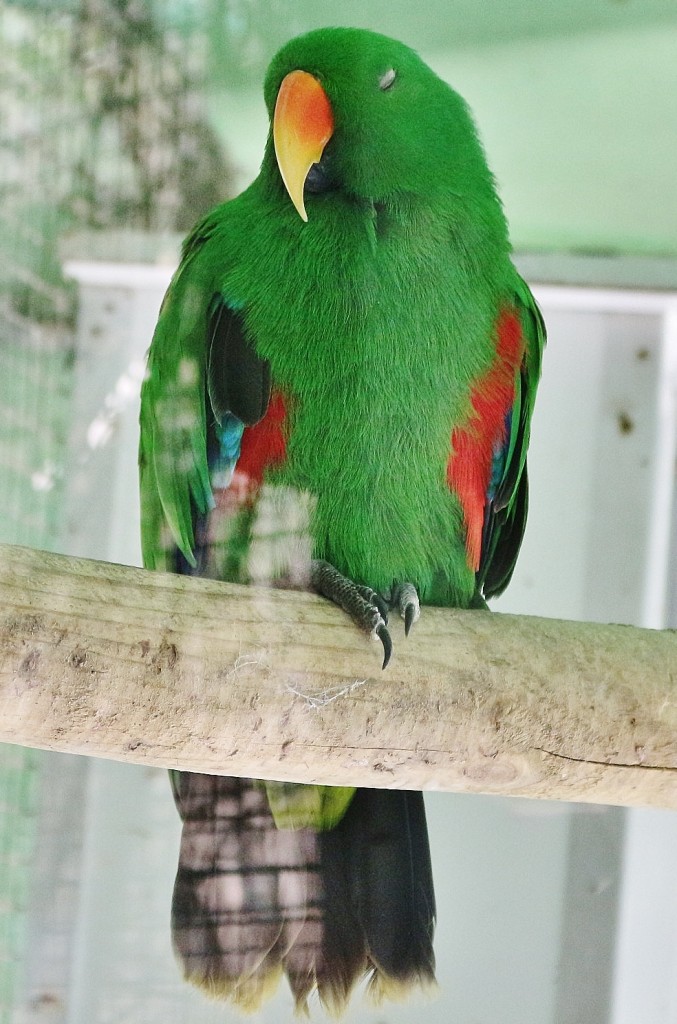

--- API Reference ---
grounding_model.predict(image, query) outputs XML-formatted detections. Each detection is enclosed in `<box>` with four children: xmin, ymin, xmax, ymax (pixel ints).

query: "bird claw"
<box><xmin>358</xmin><ymin>589</ymin><xmax>392</xmax><ymax>668</ymax></box>
<box><xmin>376</xmin><ymin>621</ymin><xmax>392</xmax><ymax>670</ymax></box>
<box><xmin>391</xmin><ymin>582</ymin><xmax>421</xmax><ymax>636</ymax></box>
<box><xmin>355</xmin><ymin>590</ymin><xmax>392</xmax><ymax>667</ymax></box>
<box><xmin>310</xmin><ymin>562</ymin><xmax>419</xmax><ymax>670</ymax></box>
<box><xmin>353</xmin><ymin>583</ymin><xmax>389</xmax><ymax>626</ymax></box>
<box><xmin>311</xmin><ymin>560</ymin><xmax>393</xmax><ymax>669</ymax></box>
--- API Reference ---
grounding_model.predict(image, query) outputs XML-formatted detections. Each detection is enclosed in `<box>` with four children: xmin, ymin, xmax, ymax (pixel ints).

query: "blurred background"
<box><xmin>1</xmin><ymin>1</ymin><xmax>677</xmax><ymax>1022</ymax></box>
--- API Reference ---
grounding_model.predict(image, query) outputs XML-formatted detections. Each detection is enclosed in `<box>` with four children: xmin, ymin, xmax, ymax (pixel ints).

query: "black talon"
<box><xmin>377</xmin><ymin>622</ymin><xmax>392</xmax><ymax>669</ymax></box>
<box><xmin>372</xmin><ymin>592</ymin><xmax>390</xmax><ymax>625</ymax></box>
<box><xmin>391</xmin><ymin>581</ymin><xmax>421</xmax><ymax>637</ymax></box>
<box><xmin>354</xmin><ymin>583</ymin><xmax>389</xmax><ymax>625</ymax></box>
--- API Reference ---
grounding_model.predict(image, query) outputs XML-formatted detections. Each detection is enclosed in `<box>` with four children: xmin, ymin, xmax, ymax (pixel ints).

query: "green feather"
<box><xmin>262</xmin><ymin>781</ymin><xmax>356</xmax><ymax>830</ymax></box>
<box><xmin>139</xmin><ymin>221</ymin><xmax>222</xmax><ymax>568</ymax></box>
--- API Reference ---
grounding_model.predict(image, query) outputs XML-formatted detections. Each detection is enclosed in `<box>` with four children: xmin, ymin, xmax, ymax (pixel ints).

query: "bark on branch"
<box><xmin>0</xmin><ymin>543</ymin><xmax>675</xmax><ymax>808</ymax></box>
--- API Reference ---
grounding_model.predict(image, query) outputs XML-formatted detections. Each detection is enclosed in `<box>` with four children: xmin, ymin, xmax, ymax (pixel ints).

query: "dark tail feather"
<box><xmin>171</xmin><ymin>773</ymin><xmax>325</xmax><ymax>1010</ymax></box>
<box><xmin>323</xmin><ymin>788</ymin><xmax>436</xmax><ymax>1001</ymax></box>
<box><xmin>170</xmin><ymin>774</ymin><xmax>435</xmax><ymax>1014</ymax></box>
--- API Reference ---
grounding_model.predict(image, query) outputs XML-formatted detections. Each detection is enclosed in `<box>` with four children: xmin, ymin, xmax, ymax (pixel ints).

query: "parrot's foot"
<box><xmin>311</xmin><ymin>560</ymin><xmax>392</xmax><ymax>669</ymax></box>
<box><xmin>390</xmin><ymin>582</ymin><xmax>421</xmax><ymax>636</ymax></box>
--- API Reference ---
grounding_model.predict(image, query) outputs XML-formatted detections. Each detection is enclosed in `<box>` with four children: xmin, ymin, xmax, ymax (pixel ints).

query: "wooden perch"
<box><xmin>0</xmin><ymin>542</ymin><xmax>676</xmax><ymax>808</ymax></box>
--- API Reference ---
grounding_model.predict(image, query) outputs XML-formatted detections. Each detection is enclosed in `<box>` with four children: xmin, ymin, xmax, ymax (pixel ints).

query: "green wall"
<box><xmin>432</xmin><ymin>22</ymin><xmax>677</xmax><ymax>256</ymax></box>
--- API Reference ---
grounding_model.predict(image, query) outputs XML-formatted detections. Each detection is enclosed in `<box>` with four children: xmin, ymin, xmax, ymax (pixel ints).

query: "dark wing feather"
<box><xmin>207</xmin><ymin>297</ymin><xmax>271</xmax><ymax>427</ymax></box>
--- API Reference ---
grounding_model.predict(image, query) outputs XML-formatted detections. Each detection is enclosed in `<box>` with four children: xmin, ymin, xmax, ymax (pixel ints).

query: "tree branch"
<box><xmin>1</xmin><ymin>543</ymin><xmax>675</xmax><ymax>808</ymax></box>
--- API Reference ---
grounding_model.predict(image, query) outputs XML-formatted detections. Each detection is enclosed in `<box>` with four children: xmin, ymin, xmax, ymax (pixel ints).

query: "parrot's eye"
<box><xmin>378</xmin><ymin>68</ymin><xmax>397</xmax><ymax>91</ymax></box>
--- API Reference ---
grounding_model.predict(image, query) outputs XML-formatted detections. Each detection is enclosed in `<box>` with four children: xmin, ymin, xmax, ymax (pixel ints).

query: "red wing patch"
<box><xmin>447</xmin><ymin>309</ymin><xmax>524</xmax><ymax>571</ymax></box>
<box><xmin>236</xmin><ymin>390</ymin><xmax>288</xmax><ymax>486</ymax></box>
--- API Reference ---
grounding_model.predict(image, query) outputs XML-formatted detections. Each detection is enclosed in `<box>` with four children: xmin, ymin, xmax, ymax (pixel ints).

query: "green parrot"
<box><xmin>139</xmin><ymin>25</ymin><xmax>544</xmax><ymax>1014</ymax></box>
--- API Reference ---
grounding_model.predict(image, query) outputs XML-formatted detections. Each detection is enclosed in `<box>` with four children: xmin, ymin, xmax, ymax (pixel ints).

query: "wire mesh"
<box><xmin>0</xmin><ymin>749</ymin><xmax>39</xmax><ymax>1024</ymax></box>
<box><xmin>0</xmin><ymin>14</ymin><xmax>75</xmax><ymax>1019</ymax></box>
<box><xmin>0</xmin><ymin>4</ymin><xmax>239</xmax><ymax>1020</ymax></box>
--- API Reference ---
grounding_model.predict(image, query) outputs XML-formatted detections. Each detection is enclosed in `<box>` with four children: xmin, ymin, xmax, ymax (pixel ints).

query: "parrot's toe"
<box><xmin>311</xmin><ymin>559</ymin><xmax>392</xmax><ymax>668</ymax></box>
<box><xmin>365</xmin><ymin>589</ymin><xmax>390</xmax><ymax>626</ymax></box>
<box><xmin>376</xmin><ymin>621</ymin><xmax>393</xmax><ymax>670</ymax></box>
<box><xmin>391</xmin><ymin>582</ymin><xmax>421</xmax><ymax>636</ymax></box>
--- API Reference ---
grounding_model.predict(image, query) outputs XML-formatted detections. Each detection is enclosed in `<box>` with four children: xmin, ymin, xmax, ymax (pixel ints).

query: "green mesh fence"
<box><xmin>0</xmin><ymin>749</ymin><xmax>39</xmax><ymax>1024</ymax></box>
<box><xmin>0</xmin><ymin>12</ymin><xmax>74</xmax><ymax>1021</ymax></box>
<box><xmin>0</xmin><ymin>3</ymin><xmax>241</xmax><ymax>1018</ymax></box>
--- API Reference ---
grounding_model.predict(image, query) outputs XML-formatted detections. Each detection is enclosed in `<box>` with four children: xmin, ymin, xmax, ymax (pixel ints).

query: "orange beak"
<box><xmin>273</xmin><ymin>70</ymin><xmax>334</xmax><ymax>222</ymax></box>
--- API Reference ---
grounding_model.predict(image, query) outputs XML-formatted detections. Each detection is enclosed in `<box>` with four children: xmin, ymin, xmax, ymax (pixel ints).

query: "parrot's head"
<box><xmin>263</xmin><ymin>27</ymin><xmax>496</xmax><ymax>221</ymax></box>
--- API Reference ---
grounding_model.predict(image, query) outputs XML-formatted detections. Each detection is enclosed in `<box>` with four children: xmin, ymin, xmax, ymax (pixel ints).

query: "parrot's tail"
<box><xmin>170</xmin><ymin>773</ymin><xmax>436</xmax><ymax>1014</ymax></box>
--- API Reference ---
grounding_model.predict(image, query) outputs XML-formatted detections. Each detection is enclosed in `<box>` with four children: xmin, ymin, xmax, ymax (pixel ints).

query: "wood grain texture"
<box><xmin>0</xmin><ymin>543</ymin><xmax>676</xmax><ymax>807</ymax></box>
